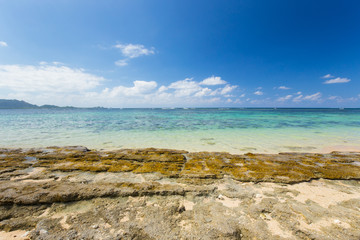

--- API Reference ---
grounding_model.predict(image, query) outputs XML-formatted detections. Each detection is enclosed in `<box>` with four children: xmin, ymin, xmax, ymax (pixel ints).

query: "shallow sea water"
<box><xmin>0</xmin><ymin>108</ymin><xmax>360</xmax><ymax>154</ymax></box>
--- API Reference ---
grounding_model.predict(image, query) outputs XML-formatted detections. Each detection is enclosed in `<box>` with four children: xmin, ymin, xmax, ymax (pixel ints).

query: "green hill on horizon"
<box><xmin>0</xmin><ymin>99</ymin><xmax>39</xmax><ymax>109</ymax></box>
<box><xmin>0</xmin><ymin>99</ymin><xmax>80</xmax><ymax>109</ymax></box>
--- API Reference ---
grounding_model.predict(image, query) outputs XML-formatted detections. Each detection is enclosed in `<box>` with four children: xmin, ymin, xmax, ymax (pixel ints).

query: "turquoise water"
<box><xmin>1</xmin><ymin>108</ymin><xmax>360</xmax><ymax>153</ymax></box>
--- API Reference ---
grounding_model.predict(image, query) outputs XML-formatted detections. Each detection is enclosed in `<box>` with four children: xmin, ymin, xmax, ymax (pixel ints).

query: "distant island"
<box><xmin>0</xmin><ymin>99</ymin><xmax>75</xmax><ymax>109</ymax></box>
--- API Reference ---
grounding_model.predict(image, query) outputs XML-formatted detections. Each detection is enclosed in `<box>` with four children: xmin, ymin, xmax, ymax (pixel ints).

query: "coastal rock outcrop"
<box><xmin>0</xmin><ymin>146</ymin><xmax>360</xmax><ymax>239</ymax></box>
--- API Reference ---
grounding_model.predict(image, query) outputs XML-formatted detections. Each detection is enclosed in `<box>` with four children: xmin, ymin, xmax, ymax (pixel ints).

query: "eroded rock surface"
<box><xmin>0</xmin><ymin>147</ymin><xmax>360</xmax><ymax>239</ymax></box>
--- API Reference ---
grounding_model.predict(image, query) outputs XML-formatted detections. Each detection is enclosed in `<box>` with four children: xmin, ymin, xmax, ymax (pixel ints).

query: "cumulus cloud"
<box><xmin>0</xmin><ymin>63</ymin><xmax>104</xmax><ymax>93</ymax></box>
<box><xmin>0</xmin><ymin>41</ymin><xmax>7</xmax><ymax>47</ymax></box>
<box><xmin>166</xmin><ymin>78</ymin><xmax>237</xmax><ymax>98</ymax></box>
<box><xmin>221</xmin><ymin>85</ymin><xmax>237</xmax><ymax>95</ymax></box>
<box><xmin>169</xmin><ymin>78</ymin><xmax>197</xmax><ymax>89</ymax></box>
<box><xmin>0</xmin><ymin>64</ymin><xmax>239</xmax><ymax>107</ymax></box>
<box><xmin>323</xmin><ymin>77</ymin><xmax>351</xmax><ymax>84</ymax></box>
<box><xmin>194</xmin><ymin>88</ymin><xmax>212</xmax><ymax>97</ymax></box>
<box><xmin>199</xmin><ymin>76</ymin><xmax>227</xmax><ymax>85</ymax></box>
<box><xmin>277</xmin><ymin>86</ymin><xmax>290</xmax><ymax>90</ymax></box>
<box><xmin>114</xmin><ymin>43</ymin><xmax>155</xmax><ymax>67</ymax></box>
<box><xmin>158</xmin><ymin>86</ymin><xmax>168</xmax><ymax>93</ymax></box>
<box><xmin>322</xmin><ymin>74</ymin><xmax>334</xmax><ymax>79</ymax></box>
<box><xmin>168</xmin><ymin>78</ymin><xmax>202</xmax><ymax>97</ymax></box>
<box><xmin>90</xmin><ymin>75</ymin><xmax>238</xmax><ymax>107</ymax></box>
<box><xmin>114</xmin><ymin>43</ymin><xmax>155</xmax><ymax>58</ymax></box>
<box><xmin>103</xmin><ymin>80</ymin><xmax>157</xmax><ymax>97</ymax></box>
<box><xmin>254</xmin><ymin>90</ymin><xmax>263</xmax><ymax>96</ymax></box>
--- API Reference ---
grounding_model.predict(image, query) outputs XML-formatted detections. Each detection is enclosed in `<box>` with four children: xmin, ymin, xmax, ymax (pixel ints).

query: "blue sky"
<box><xmin>0</xmin><ymin>0</ymin><xmax>359</xmax><ymax>107</ymax></box>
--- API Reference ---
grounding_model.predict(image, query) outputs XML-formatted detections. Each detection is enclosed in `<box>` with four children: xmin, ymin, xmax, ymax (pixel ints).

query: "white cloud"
<box><xmin>254</xmin><ymin>90</ymin><xmax>263</xmax><ymax>96</ymax></box>
<box><xmin>221</xmin><ymin>85</ymin><xmax>237</xmax><ymax>95</ymax></box>
<box><xmin>293</xmin><ymin>92</ymin><xmax>322</xmax><ymax>102</ymax></box>
<box><xmin>0</xmin><ymin>41</ymin><xmax>7</xmax><ymax>47</ymax></box>
<box><xmin>322</xmin><ymin>74</ymin><xmax>334</xmax><ymax>79</ymax></box>
<box><xmin>277</xmin><ymin>95</ymin><xmax>293</xmax><ymax>102</ymax></box>
<box><xmin>239</xmin><ymin>93</ymin><xmax>245</xmax><ymax>98</ymax></box>
<box><xmin>0</xmin><ymin>66</ymin><xmax>238</xmax><ymax>107</ymax></box>
<box><xmin>103</xmin><ymin>80</ymin><xmax>157</xmax><ymax>97</ymax></box>
<box><xmin>199</xmin><ymin>76</ymin><xmax>227</xmax><ymax>85</ymax></box>
<box><xmin>115</xmin><ymin>59</ymin><xmax>128</xmax><ymax>67</ymax></box>
<box><xmin>168</xmin><ymin>78</ymin><xmax>202</xmax><ymax>97</ymax></box>
<box><xmin>169</xmin><ymin>78</ymin><xmax>197</xmax><ymax>89</ymax></box>
<box><xmin>166</xmin><ymin>78</ymin><xmax>237</xmax><ymax>98</ymax></box>
<box><xmin>323</xmin><ymin>77</ymin><xmax>351</xmax><ymax>84</ymax></box>
<box><xmin>114</xmin><ymin>43</ymin><xmax>155</xmax><ymax>67</ymax></box>
<box><xmin>278</xmin><ymin>86</ymin><xmax>290</xmax><ymax>90</ymax></box>
<box><xmin>303</xmin><ymin>92</ymin><xmax>322</xmax><ymax>101</ymax></box>
<box><xmin>194</xmin><ymin>88</ymin><xmax>212</xmax><ymax>97</ymax></box>
<box><xmin>293</xmin><ymin>94</ymin><xmax>303</xmax><ymax>102</ymax></box>
<box><xmin>114</xmin><ymin>43</ymin><xmax>155</xmax><ymax>58</ymax></box>
<box><xmin>158</xmin><ymin>86</ymin><xmax>168</xmax><ymax>93</ymax></box>
<box><xmin>0</xmin><ymin>63</ymin><xmax>104</xmax><ymax>93</ymax></box>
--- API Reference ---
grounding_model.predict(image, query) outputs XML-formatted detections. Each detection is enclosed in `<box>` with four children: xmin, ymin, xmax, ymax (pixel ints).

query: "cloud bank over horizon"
<box><xmin>0</xmin><ymin>62</ymin><xmax>357</xmax><ymax>108</ymax></box>
<box><xmin>0</xmin><ymin>62</ymin><xmax>240</xmax><ymax>107</ymax></box>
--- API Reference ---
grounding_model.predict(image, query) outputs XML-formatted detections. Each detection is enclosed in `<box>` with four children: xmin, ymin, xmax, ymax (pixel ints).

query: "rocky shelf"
<box><xmin>0</xmin><ymin>146</ymin><xmax>360</xmax><ymax>239</ymax></box>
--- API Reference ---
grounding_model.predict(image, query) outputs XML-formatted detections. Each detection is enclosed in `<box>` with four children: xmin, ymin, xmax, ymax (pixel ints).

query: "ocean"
<box><xmin>1</xmin><ymin>108</ymin><xmax>360</xmax><ymax>153</ymax></box>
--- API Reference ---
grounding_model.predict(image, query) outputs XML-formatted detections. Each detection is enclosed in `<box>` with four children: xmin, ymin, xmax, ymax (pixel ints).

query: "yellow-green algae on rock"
<box><xmin>1</xmin><ymin>146</ymin><xmax>359</xmax><ymax>183</ymax></box>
